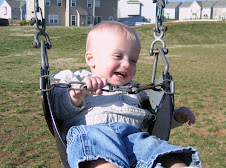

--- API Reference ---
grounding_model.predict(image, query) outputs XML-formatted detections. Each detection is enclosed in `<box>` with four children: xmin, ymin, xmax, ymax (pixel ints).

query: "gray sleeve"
<box><xmin>52</xmin><ymin>70</ymin><xmax>90</xmax><ymax>121</ymax></box>
<box><xmin>137</xmin><ymin>90</ymin><xmax>149</xmax><ymax>103</ymax></box>
<box><xmin>53</xmin><ymin>69</ymin><xmax>92</xmax><ymax>83</ymax></box>
<box><xmin>53</xmin><ymin>87</ymin><xmax>86</xmax><ymax>122</ymax></box>
<box><xmin>171</xmin><ymin>108</ymin><xmax>183</xmax><ymax>129</ymax></box>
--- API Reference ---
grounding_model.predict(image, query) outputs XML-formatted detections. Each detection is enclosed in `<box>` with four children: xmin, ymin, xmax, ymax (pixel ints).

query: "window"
<box><xmin>94</xmin><ymin>16</ymin><xmax>102</xmax><ymax>25</ymax></box>
<box><xmin>109</xmin><ymin>16</ymin><xmax>113</xmax><ymax>21</ymax></box>
<box><xmin>57</xmin><ymin>0</ymin><xmax>62</xmax><ymax>7</ymax></box>
<box><xmin>4</xmin><ymin>6</ymin><xmax>7</xmax><ymax>15</ymax></box>
<box><xmin>49</xmin><ymin>15</ymin><xmax>59</xmax><ymax>24</ymax></box>
<box><xmin>165</xmin><ymin>13</ymin><xmax>170</xmax><ymax>19</ymax></box>
<box><xmin>95</xmin><ymin>0</ymin><xmax>100</xmax><ymax>7</ymax></box>
<box><xmin>87</xmin><ymin>0</ymin><xmax>92</xmax><ymax>8</ymax></box>
<box><xmin>71</xmin><ymin>0</ymin><xmax>76</xmax><ymax>7</ymax></box>
<box><xmin>87</xmin><ymin>16</ymin><xmax>92</xmax><ymax>25</ymax></box>
<box><xmin>45</xmin><ymin>0</ymin><xmax>50</xmax><ymax>6</ymax></box>
<box><xmin>71</xmin><ymin>15</ymin><xmax>76</xmax><ymax>26</ymax></box>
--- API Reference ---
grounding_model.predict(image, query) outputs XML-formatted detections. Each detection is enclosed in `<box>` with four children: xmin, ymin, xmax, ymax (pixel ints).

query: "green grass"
<box><xmin>0</xmin><ymin>21</ymin><xmax>225</xmax><ymax>167</ymax></box>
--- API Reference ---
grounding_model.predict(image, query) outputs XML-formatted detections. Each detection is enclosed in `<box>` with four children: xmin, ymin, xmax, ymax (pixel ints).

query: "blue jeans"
<box><xmin>66</xmin><ymin>122</ymin><xmax>201</xmax><ymax>168</ymax></box>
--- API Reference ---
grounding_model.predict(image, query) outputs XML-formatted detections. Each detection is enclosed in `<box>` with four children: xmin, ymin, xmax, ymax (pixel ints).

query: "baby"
<box><xmin>53</xmin><ymin>21</ymin><xmax>201</xmax><ymax>168</ymax></box>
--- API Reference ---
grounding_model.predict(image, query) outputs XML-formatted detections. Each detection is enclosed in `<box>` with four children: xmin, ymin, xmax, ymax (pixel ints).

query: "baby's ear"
<box><xmin>85</xmin><ymin>51</ymin><xmax>95</xmax><ymax>68</ymax></box>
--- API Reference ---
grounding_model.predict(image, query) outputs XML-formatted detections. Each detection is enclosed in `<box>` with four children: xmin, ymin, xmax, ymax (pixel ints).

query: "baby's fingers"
<box><xmin>188</xmin><ymin>115</ymin><xmax>196</xmax><ymax>125</ymax></box>
<box><xmin>83</xmin><ymin>77</ymin><xmax>107</xmax><ymax>95</ymax></box>
<box><xmin>95</xmin><ymin>77</ymin><xmax>107</xmax><ymax>90</ymax></box>
<box><xmin>95</xmin><ymin>89</ymin><xmax>103</xmax><ymax>96</ymax></box>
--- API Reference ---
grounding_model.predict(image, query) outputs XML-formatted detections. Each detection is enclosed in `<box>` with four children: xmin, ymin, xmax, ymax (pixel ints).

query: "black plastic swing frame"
<box><xmin>40</xmin><ymin>40</ymin><xmax>70</xmax><ymax>167</ymax></box>
<box><xmin>40</xmin><ymin>39</ymin><xmax>174</xmax><ymax>167</ymax></box>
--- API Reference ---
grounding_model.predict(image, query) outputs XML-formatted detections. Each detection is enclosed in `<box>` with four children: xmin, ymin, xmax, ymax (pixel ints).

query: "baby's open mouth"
<box><xmin>115</xmin><ymin>72</ymin><xmax>126</xmax><ymax>77</ymax></box>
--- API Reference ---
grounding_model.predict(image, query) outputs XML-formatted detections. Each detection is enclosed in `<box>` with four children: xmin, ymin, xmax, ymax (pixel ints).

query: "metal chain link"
<box><xmin>150</xmin><ymin>0</ymin><xmax>168</xmax><ymax>56</ymax></box>
<box><xmin>149</xmin><ymin>0</ymin><xmax>173</xmax><ymax>92</ymax></box>
<box><xmin>40</xmin><ymin>74</ymin><xmax>164</xmax><ymax>94</ymax></box>
<box><xmin>35</xmin><ymin>0</ymin><xmax>172</xmax><ymax>94</ymax></box>
<box><xmin>31</xmin><ymin>0</ymin><xmax>52</xmax><ymax>49</ymax></box>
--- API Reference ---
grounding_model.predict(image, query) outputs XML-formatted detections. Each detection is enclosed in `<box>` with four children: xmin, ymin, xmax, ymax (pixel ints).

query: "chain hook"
<box><xmin>31</xmin><ymin>0</ymin><xmax>52</xmax><ymax>49</ymax></box>
<box><xmin>150</xmin><ymin>0</ymin><xmax>168</xmax><ymax>56</ymax></box>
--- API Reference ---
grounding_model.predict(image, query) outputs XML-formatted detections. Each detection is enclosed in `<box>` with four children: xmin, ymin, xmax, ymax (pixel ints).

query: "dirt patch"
<box><xmin>190</xmin><ymin>127</ymin><xmax>209</xmax><ymax>136</ymax></box>
<box><xmin>168</xmin><ymin>43</ymin><xmax>226</xmax><ymax>49</ymax></box>
<box><xmin>9</xmin><ymin>28</ymin><xmax>23</xmax><ymax>31</ymax></box>
<box><xmin>11</xmin><ymin>33</ymin><xmax>34</xmax><ymax>37</ymax></box>
<box><xmin>1</xmin><ymin>50</ymin><xmax>37</xmax><ymax>58</ymax></box>
<box><xmin>215</xmin><ymin>128</ymin><xmax>226</xmax><ymax>137</ymax></box>
<box><xmin>189</xmin><ymin>127</ymin><xmax>226</xmax><ymax>137</ymax></box>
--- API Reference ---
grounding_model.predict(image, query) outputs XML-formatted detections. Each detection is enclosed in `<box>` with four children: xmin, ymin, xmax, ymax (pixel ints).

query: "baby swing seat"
<box><xmin>40</xmin><ymin>42</ymin><xmax>174</xmax><ymax>168</ymax></box>
<box><xmin>34</xmin><ymin>0</ymin><xmax>174</xmax><ymax>167</ymax></box>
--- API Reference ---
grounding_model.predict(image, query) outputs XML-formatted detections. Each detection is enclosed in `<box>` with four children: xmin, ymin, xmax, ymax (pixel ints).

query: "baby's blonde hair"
<box><xmin>86</xmin><ymin>21</ymin><xmax>141</xmax><ymax>51</ymax></box>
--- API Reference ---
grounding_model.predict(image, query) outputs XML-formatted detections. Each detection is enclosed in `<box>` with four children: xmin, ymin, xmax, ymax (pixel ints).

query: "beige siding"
<box><xmin>69</xmin><ymin>0</ymin><xmax>92</xmax><ymax>26</ymax></box>
<box><xmin>0</xmin><ymin>1</ymin><xmax>11</xmax><ymax>19</ymax></box>
<box><xmin>95</xmin><ymin>0</ymin><xmax>117</xmax><ymax>21</ymax></box>
<box><xmin>26</xmin><ymin>0</ymin><xmax>118</xmax><ymax>26</ymax></box>
<box><xmin>26</xmin><ymin>0</ymin><xmax>45</xmax><ymax>22</ymax></box>
<box><xmin>45</xmin><ymin>0</ymin><xmax>66</xmax><ymax>26</ymax></box>
<box><xmin>201</xmin><ymin>8</ymin><xmax>212</xmax><ymax>19</ymax></box>
<box><xmin>179</xmin><ymin>2</ymin><xmax>201</xmax><ymax>20</ymax></box>
<box><xmin>213</xmin><ymin>7</ymin><xmax>226</xmax><ymax>20</ymax></box>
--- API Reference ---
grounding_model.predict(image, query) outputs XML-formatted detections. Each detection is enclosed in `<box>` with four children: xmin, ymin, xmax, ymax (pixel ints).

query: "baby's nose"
<box><xmin>122</xmin><ymin>60</ymin><xmax>130</xmax><ymax>68</ymax></box>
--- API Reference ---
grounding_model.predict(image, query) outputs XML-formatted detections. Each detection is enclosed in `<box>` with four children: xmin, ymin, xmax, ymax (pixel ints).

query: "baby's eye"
<box><xmin>130</xmin><ymin>59</ymin><xmax>137</xmax><ymax>64</ymax></box>
<box><xmin>114</xmin><ymin>54</ymin><xmax>122</xmax><ymax>59</ymax></box>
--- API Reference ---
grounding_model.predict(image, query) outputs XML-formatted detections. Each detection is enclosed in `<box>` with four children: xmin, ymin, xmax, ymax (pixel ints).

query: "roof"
<box><xmin>165</xmin><ymin>1</ymin><xmax>182</xmax><ymax>8</ymax></box>
<box><xmin>179</xmin><ymin>1</ymin><xmax>193</xmax><ymax>8</ymax></box>
<box><xmin>6</xmin><ymin>0</ymin><xmax>25</xmax><ymax>8</ymax></box>
<box><xmin>77</xmin><ymin>8</ymin><xmax>88</xmax><ymax>15</ymax></box>
<box><xmin>213</xmin><ymin>1</ymin><xmax>226</xmax><ymax>8</ymax></box>
<box><xmin>196</xmin><ymin>1</ymin><xmax>216</xmax><ymax>8</ymax></box>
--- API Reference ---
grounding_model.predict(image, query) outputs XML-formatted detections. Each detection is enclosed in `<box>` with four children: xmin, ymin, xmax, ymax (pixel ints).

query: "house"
<box><xmin>26</xmin><ymin>0</ymin><xmax>118</xmax><ymax>26</ymax></box>
<box><xmin>164</xmin><ymin>1</ymin><xmax>182</xmax><ymax>20</ymax></box>
<box><xmin>118</xmin><ymin>0</ymin><xmax>162</xmax><ymax>26</ymax></box>
<box><xmin>178</xmin><ymin>1</ymin><xmax>223</xmax><ymax>21</ymax></box>
<box><xmin>197</xmin><ymin>1</ymin><xmax>216</xmax><ymax>19</ymax></box>
<box><xmin>0</xmin><ymin>0</ymin><xmax>26</xmax><ymax>20</ymax></box>
<box><xmin>179</xmin><ymin>1</ymin><xmax>202</xmax><ymax>20</ymax></box>
<box><xmin>213</xmin><ymin>1</ymin><xmax>226</xmax><ymax>20</ymax></box>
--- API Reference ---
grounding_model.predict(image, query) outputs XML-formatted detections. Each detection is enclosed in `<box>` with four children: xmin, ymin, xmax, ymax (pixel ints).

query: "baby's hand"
<box><xmin>69</xmin><ymin>76</ymin><xmax>107</xmax><ymax>107</ymax></box>
<box><xmin>174</xmin><ymin>106</ymin><xmax>196</xmax><ymax>125</ymax></box>
<box><xmin>82</xmin><ymin>76</ymin><xmax>107</xmax><ymax>96</ymax></box>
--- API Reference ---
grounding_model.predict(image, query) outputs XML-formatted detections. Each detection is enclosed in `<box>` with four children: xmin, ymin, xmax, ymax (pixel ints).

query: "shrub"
<box><xmin>20</xmin><ymin>20</ymin><xmax>31</xmax><ymax>26</ymax></box>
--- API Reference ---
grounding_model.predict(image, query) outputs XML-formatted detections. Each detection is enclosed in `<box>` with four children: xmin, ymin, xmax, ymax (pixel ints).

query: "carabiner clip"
<box><xmin>163</xmin><ymin>79</ymin><xmax>175</xmax><ymax>95</ymax></box>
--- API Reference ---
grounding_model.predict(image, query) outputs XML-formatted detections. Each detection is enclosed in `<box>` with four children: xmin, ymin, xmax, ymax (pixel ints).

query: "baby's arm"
<box><xmin>68</xmin><ymin>76</ymin><xmax>107</xmax><ymax>107</ymax></box>
<box><xmin>174</xmin><ymin>106</ymin><xmax>196</xmax><ymax>125</ymax></box>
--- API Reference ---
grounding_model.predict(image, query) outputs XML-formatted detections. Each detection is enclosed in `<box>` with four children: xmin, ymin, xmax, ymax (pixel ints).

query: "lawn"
<box><xmin>0</xmin><ymin>21</ymin><xmax>225</xmax><ymax>168</ymax></box>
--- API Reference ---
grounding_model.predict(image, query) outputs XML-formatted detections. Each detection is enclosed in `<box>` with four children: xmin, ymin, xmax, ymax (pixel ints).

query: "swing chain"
<box><xmin>150</xmin><ymin>0</ymin><xmax>168</xmax><ymax>56</ymax></box>
<box><xmin>31</xmin><ymin>0</ymin><xmax>52</xmax><ymax>49</ymax></box>
<box><xmin>38</xmin><ymin>0</ymin><xmax>173</xmax><ymax>94</ymax></box>
<box><xmin>40</xmin><ymin>75</ymin><xmax>169</xmax><ymax>94</ymax></box>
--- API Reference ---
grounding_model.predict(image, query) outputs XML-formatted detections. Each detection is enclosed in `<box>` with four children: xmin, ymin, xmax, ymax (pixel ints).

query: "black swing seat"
<box><xmin>39</xmin><ymin>39</ymin><xmax>174</xmax><ymax>167</ymax></box>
